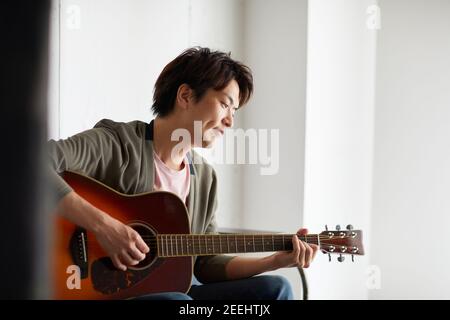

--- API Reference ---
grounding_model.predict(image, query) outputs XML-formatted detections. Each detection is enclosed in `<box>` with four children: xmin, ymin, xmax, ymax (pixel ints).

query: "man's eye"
<box><xmin>221</xmin><ymin>103</ymin><xmax>229</xmax><ymax>109</ymax></box>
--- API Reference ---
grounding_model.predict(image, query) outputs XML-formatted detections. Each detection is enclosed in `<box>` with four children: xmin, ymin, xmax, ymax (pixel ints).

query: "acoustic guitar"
<box><xmin>53</xmin><ymin>171</ymin><xmax>364</xmax><ymax>299</ymax></box>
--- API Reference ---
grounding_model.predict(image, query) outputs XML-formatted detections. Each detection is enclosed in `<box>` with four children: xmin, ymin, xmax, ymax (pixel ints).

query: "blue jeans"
<box><xmin>134</xmin><ymin>275</ymin><xmax>294</xmax><ymax>300</ymax></box>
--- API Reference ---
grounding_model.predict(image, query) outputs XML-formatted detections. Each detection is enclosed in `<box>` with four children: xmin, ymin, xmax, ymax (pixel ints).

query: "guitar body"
<box><xmin>52</xmin><ymin>171</ymin><xmax>193</xmax><ymax>299</ymax></box>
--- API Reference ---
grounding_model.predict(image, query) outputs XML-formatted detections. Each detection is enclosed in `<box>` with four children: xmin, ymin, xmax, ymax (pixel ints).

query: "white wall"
<box><xmin>48</xmin><ymin>0</ymin><xmax>60</xmax><ymax>139</ymax></box>
<box><xmin>57</xmin><ymin>0</ymin><xmax>190</xmax><ymax>137</ymax></box>
<box><xmin>188</xmin><ymin>0</ymin><xmax>246</xmax><ymax>229</ymax></box>
<box><xmin>241</xmin><ymin>0</ymin><xmax>308</xmax><ymax>299</ymax></box>
<box><xmin>370</xmin><ymin>0</ymin><xmax>450</xmax><ymax>299</ymax></box>
<box><xmin>303</xmin><ymin>0</ymin><xmax>377</xmax><ymax>299</ymax></box>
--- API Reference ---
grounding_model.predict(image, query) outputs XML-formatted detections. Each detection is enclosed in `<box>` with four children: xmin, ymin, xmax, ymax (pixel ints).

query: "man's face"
<box><xmin>188</xmin><ymin>79</ymin><xmax>240</xmax><ymax>148</ymax></box>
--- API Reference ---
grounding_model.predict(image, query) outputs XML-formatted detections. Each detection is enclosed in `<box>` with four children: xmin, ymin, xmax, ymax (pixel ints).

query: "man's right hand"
<box><xmin>56</xmin><ymin>191</ymin><xmax>150</xmax><ymax>271</ymax></box>
<box><xmin>93</xmin><ymin>216</ymin><xmax>150</xmax><ymax>271</ymax></box>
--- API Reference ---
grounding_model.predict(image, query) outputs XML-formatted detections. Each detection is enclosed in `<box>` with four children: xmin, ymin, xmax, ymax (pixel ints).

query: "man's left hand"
<box><xmin>270</xmin><ymin>228</ymin><xmax>319</xmax><ymax>269</ymax></box>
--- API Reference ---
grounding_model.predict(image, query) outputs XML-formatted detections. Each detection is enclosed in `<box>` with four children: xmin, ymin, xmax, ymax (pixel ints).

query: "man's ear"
<box><xmin>176</xmin><ymin>84</ymin><xmax>193</xmax><ymax>110</ymax></box>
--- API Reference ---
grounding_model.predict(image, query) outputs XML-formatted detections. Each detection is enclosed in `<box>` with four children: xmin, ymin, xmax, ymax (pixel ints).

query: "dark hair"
<box><xmin>152</xmin><ymin>47</ymin><xmax>253</xmax><ymax>117</ymax></box>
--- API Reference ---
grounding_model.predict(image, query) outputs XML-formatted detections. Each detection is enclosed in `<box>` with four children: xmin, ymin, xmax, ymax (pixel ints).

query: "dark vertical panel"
<box><xmin>0</xmin><ymin>0</ymin><xmax>51</xmax><ymax>299</ymax></box>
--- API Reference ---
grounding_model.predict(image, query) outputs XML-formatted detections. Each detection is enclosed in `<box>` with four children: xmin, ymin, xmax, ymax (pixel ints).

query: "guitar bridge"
<box><xmin>69</xmin><ymin>227</ymin><xmax>89</xmax><ymax>279</ymax></box>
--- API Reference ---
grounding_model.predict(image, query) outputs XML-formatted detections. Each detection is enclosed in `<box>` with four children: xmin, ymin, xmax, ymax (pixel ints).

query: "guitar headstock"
<box><xmin>319</xmin><ymin>225</ymin><xmax>364</xmax><ymax>262</ymax></box>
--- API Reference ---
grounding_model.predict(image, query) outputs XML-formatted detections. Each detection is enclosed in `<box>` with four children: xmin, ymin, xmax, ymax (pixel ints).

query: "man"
<box><xmin>49</xmin><ymin>47</ymin><xmax>319</xmax><ymax>300</ymax></box>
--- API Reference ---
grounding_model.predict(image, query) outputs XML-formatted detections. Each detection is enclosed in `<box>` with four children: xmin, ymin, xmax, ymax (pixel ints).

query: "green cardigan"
<box><xmin>48</xmin><ymin>118</ymin><xmax>234</xmax><ymax>283</ymax></box>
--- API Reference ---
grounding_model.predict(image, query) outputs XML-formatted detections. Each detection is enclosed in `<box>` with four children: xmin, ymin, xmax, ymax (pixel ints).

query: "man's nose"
<box><xmin>223</xmin><ymin>109</ymin><xmax>234</xmax><ymax>128</ymax></box>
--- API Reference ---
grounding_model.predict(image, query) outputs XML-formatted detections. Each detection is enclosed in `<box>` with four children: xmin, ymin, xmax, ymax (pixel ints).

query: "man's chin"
<box><xmin>199</xmin><ymin>134</ymin><xmax>218</xmax><ymax>148</ymax></box>
<box><xmin>201</xmin><ymin>139</ymin><xmax>215</xmax><ymax>148</ymax></box>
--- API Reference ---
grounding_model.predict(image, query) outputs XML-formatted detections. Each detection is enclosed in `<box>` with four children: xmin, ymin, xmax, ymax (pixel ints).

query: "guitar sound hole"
<box><xmin>128</xmin><ymin>222</ymin><xmax>158</xmax><ymax>270</ymax></box>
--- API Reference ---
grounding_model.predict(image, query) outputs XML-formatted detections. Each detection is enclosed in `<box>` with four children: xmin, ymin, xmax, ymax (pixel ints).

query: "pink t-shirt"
<box><xmin>153</xmin><ymin>151</ymin><xmax>190</xmax><ymax>203</ymax></box>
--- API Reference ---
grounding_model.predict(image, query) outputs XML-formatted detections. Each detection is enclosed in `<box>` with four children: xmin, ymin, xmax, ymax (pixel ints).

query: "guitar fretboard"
<box><xmin>156</xmin><ymin>234</ymin><xmax>320</xmax><ymax>257</ymax></box>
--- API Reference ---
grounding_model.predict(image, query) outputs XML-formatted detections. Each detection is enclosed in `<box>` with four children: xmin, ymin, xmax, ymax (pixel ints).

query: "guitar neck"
<box><xmin>156</xmin><ymin>234</ymin><xmax>319</xmax><ymax>257</ymax></box>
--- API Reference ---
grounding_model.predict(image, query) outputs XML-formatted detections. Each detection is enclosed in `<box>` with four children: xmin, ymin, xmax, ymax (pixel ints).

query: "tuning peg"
<box><xmin>351</xmin><ymin>255</ymin><xmax>354</xmax><ymax>262</ymax></box>
<box><xmin>328</xmin><ymin>253</ymin><xmax>331</xmax><ymax>262</ymax></box>
<box><xmin>346</xmin><ymin>224</ymin><xmax>354</xmax><ymax>231</ymax></box>
<box><xmin>337</xmin><ymin>254</ymin><xmax>345</xmax><ymax>262</ymax></box>
<box><xmin>336</xmin><ymin>225</ymin><xmax>341</xmax><ymax>231</ymax></box>
<box><xmin>325</xmin><ymin>224</ymin><xmax>328</xmax><ymax>231</ymax></box>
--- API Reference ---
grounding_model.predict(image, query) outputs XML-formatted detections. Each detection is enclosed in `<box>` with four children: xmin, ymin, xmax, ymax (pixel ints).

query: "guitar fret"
<box><xmin>167</xmin><ymin>235</ymin><xmax>169</xmax><ymax>256</ymax></box>
<box><xmin>164</xmin><ymin>236</ymin><xmax>169</xmax><ymax>257</ymax></box>
<box><xmin>172</xmin><ymin>235</ymin><xmax>175</xmax><ymax>256</ymax></box>
<box><xmin>282</xmin><ymin>235</ymin><xmax>285</xmax><ymax>250</ymax></box>
<box><xmin>203</xmin><ymin>235</ymin><xmax>205</xmax><ymax>254</ymax></box>
<box><xmin>219</xmin><ymin>235</ymin><xmax>222</xmax><ymax>253</ymax></box>
<box><xmin>157</xmin><ymin>236</ymin><xmax>160</xmax><ymax>256</ymax></box>
<box><xmin>262</xmin><ymin>235</ymin><xmax>265</xmax><ymax>251</ymax></box>
<box><xmin>272</xmin><ymin>234</ymin><xmax>275</xmax><ymax>251</ymax></box>
<box><xmin>212</xmin><ymin>236</ymin><xmax>215</xmax><ymax>254</ymax></box>
<box><xmin>183</xmin><ymin>235</ymin><xmax>186</xmax><ymax>255</ymax></box>
<box><xmin>235</xmin><ymin>235</ymin><xmax>238</xmax><ymax>253</ymax></box>
<box><xmin>227</xmin><ymin>235</ymin><xmax>230</xmax><ymax>253</ymax></box>
<box><xmin>167</xmin><ymin>235</ymin><xmax>169</xmax><ymax>257</ymax></box>
<box><xmin>171</xmin><ymin>235</ymin><xmax>174</xmax><ymax>256</ymax></box>
<box><xmin>180</xmin><ymin>235</ymin><xmax>183</xmax><ymax>256</ymax></box>
<box><xmin>158</xmin><ymin>236</ymin><xmax>161</xmax><ymax>257</ymax></box>
<box><xmin>187</xmin><ymin>236</ymin><xmax>191</xmax><ymax>255</ymax></box>
<box><xmin>165</xmin><ymin>235</ymin><xmax>169</xmax><ymax>257</ymax></box>
<box><xmin>252</xmin><ymin>235</ymin><xmax>256</xmax><ymax>252</ymax></box>
<box><xmin>243</xmin><ymin>235</ymin><xmax>246</xmax><ymax>253</ymax></box>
